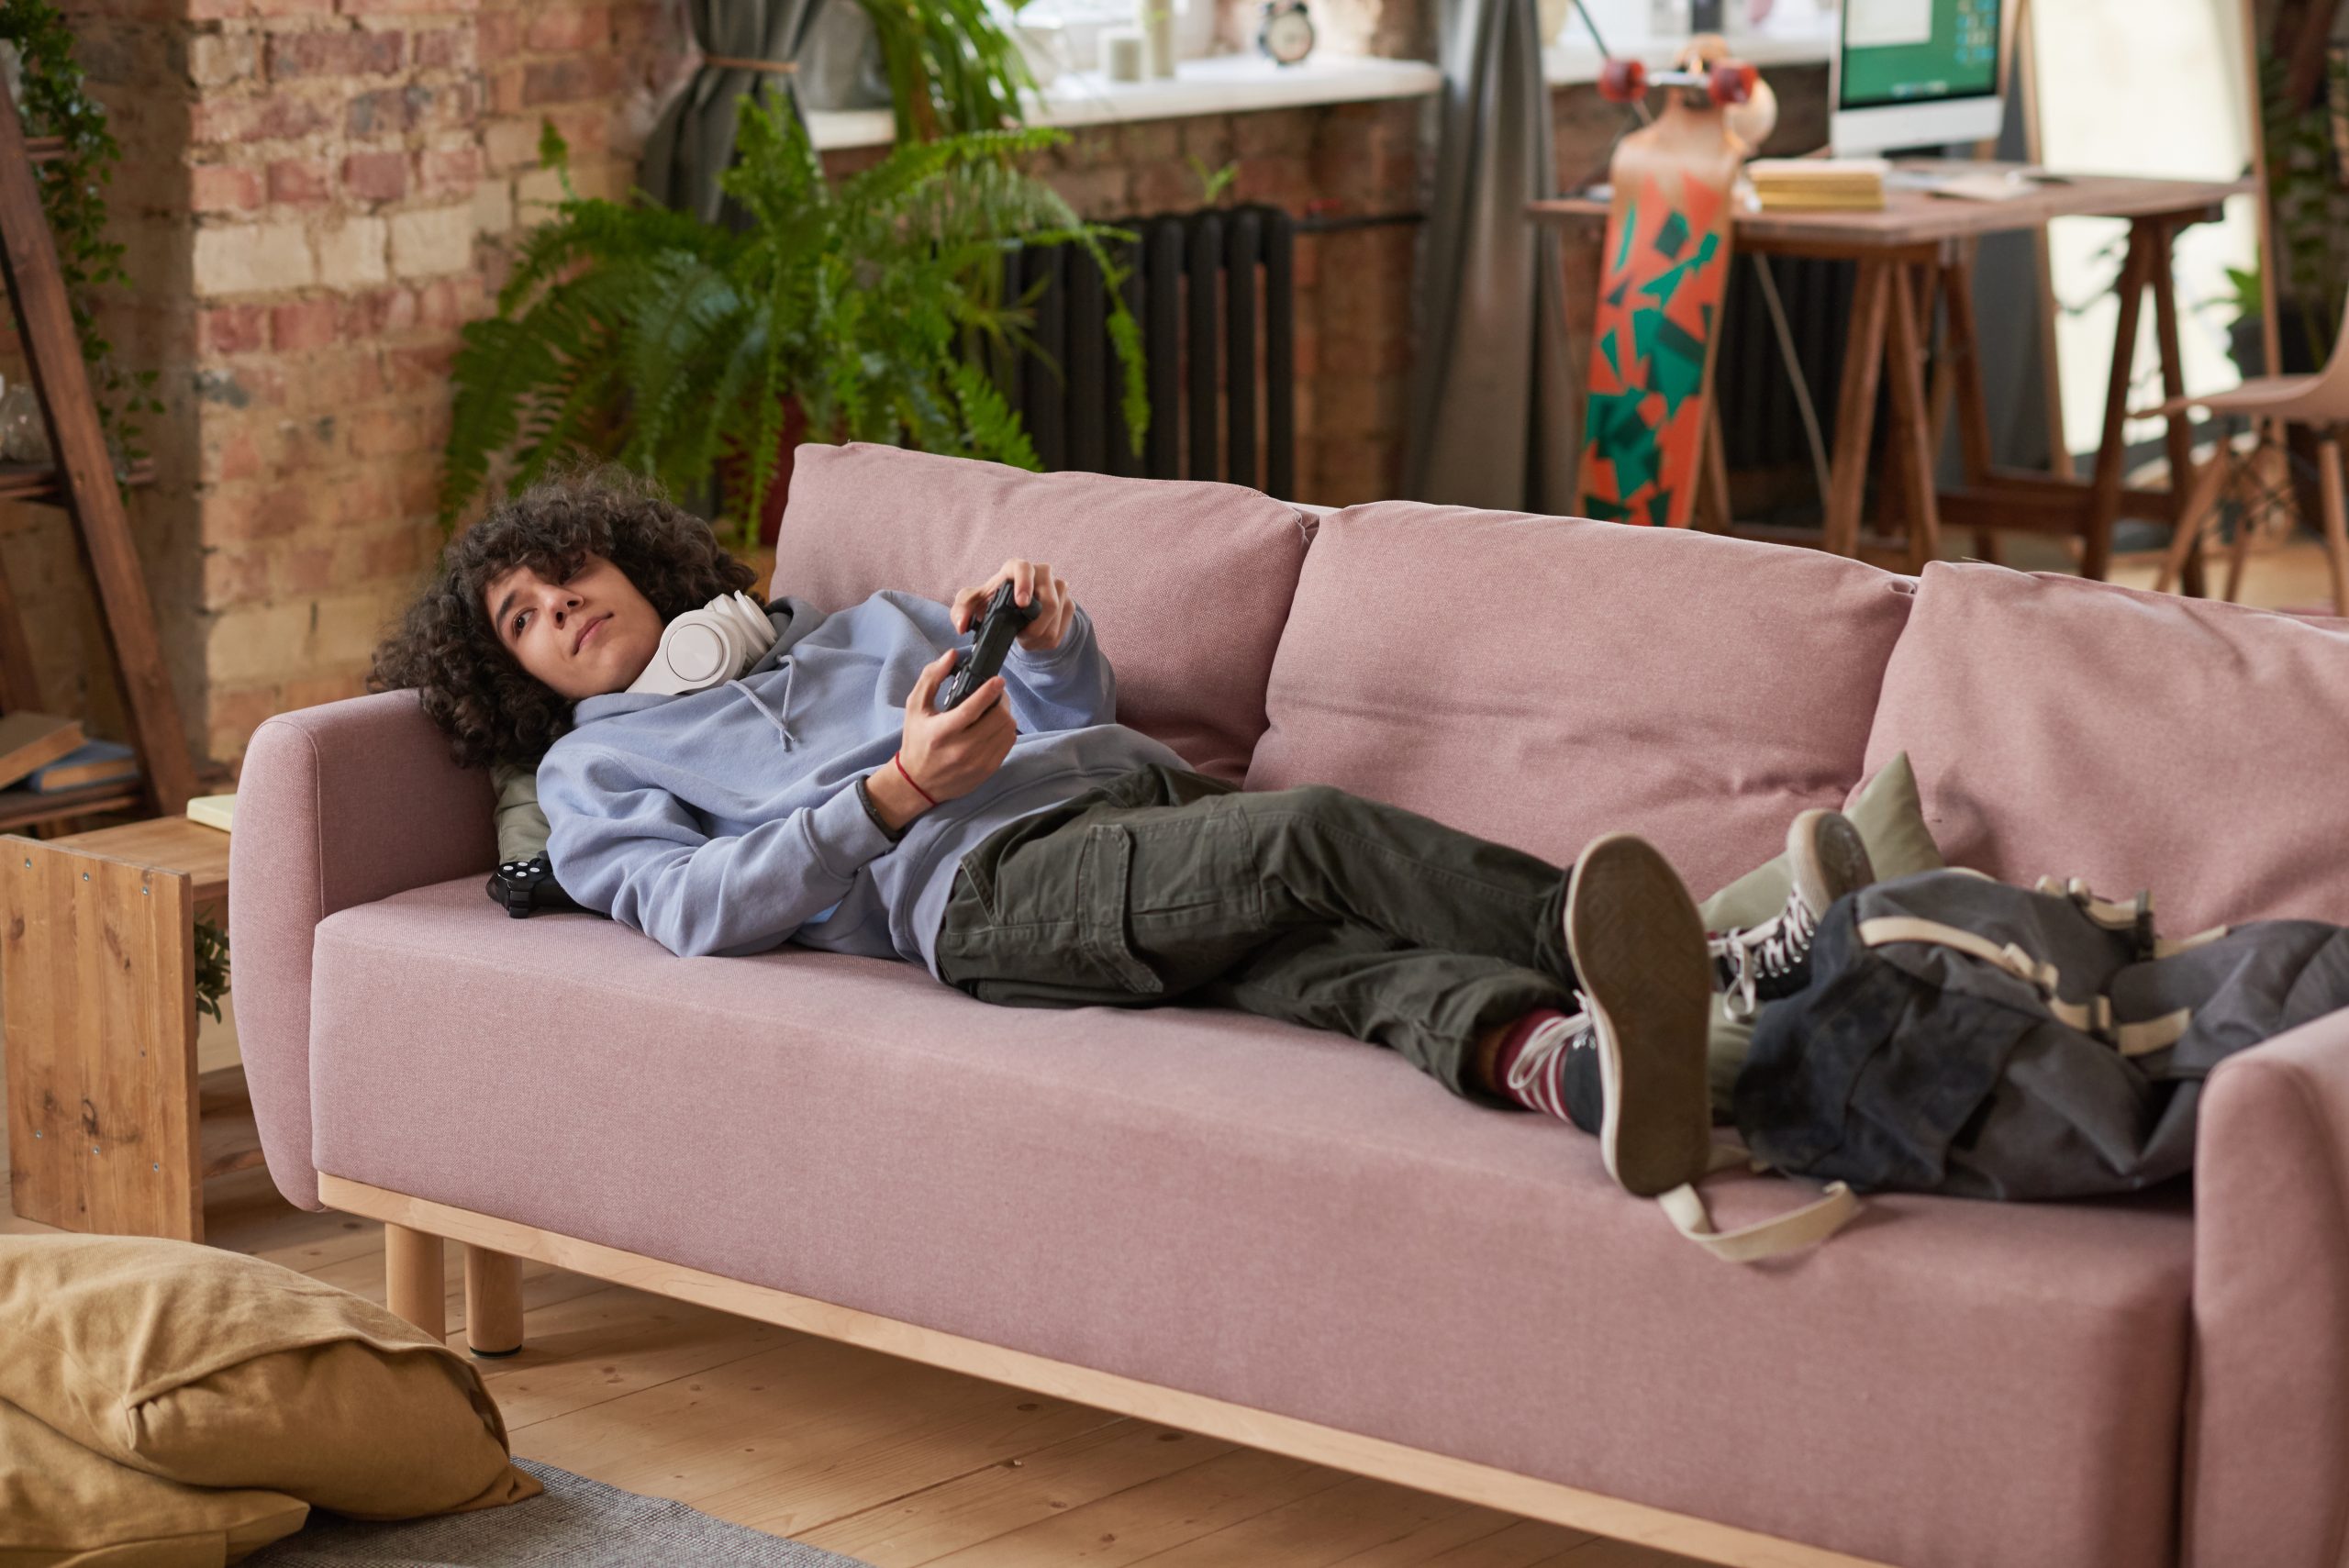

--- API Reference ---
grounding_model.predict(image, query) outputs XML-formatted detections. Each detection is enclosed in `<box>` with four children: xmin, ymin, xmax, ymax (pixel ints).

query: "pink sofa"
<box><xmin>230</xmin><ymin>445</ymin><xmax>2349</xmax><ymax>1568</ymax></box>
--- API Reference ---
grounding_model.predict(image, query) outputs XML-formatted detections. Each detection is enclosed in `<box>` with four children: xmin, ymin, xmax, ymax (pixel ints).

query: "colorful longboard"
<box><xmin>1578</xmin><ymin>97</ymin><xmax>1742</xmax><ymax>529</ymax></box>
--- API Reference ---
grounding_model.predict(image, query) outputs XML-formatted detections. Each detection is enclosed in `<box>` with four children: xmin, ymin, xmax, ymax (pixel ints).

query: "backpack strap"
<box><xmin>1655</xmin><ymin>1143</ymin><xmax>1861</xmax><ymax>1263</ymax></box>
<box><xmin>2032</xmin><ymin>875</ymin><xmax>2232</xmax><ymax>960</ymax></box>
<box><xmin>1858</xmin><ymin>915</ymin><xmax>2190</xmax><ymax>1056</ymax></box>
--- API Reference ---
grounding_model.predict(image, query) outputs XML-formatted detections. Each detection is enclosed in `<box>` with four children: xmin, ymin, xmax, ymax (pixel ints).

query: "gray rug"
<box><xmin>244</xmin><ymin>1461</ymin><xmax>874</xmax><ymax>1567</ymax></box>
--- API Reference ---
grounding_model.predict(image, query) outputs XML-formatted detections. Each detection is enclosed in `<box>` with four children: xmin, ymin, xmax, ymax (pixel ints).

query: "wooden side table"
<box><xmin>3</xmin><ymin>816</ymin><xmax>258</xmax><ymax>1240</ymax></box>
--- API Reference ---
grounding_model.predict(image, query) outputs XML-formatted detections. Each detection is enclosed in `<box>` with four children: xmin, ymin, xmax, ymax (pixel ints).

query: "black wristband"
<box><xmin>855</xmin><ymin>774</ymin><xmax>908</xmax><ymax>843</ymax></box>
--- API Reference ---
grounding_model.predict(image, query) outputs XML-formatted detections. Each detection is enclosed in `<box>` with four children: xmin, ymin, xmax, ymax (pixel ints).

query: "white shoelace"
<box><xmin>1503</xmin><ymin>998</ymin><xmax>1591</xmax><ymax>1120</ymax></box>
<box><xmin>1711</xmin><ymin>896</ymin><xmax>1820</xmax><ymax>1023</ymax></box>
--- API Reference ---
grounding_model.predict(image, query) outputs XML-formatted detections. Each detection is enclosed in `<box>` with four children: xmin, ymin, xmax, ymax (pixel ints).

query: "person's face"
<box><xmin>484</xmin><ymin>553</ymin><xmax>664</xmax><ymax>700</ymax></box>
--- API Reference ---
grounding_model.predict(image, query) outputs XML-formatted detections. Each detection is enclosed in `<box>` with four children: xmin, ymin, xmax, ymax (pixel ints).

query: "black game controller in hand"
<box><xmin>938</xmin><ymin>580</ymin><xmax>1041</xmax><ymax>711</ymax></box>
<box><xmin>487</xmin><ymin>852</ymin><xmax>582</xmax><ymax>918</ymax></box>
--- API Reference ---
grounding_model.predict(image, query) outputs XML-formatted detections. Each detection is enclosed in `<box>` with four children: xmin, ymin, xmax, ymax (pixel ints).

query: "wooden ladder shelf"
<box><xmin>0</xmin><ymin>76</ymin><xmax>192</xmax><ymax>822</ymax></box>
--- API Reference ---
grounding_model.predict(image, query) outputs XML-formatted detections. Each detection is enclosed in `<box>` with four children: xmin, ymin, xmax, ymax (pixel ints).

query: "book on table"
<box><xmin>1746</xmin><ymin>157</ymin><xmax>1889</xmax><ymax>211</ymax></box>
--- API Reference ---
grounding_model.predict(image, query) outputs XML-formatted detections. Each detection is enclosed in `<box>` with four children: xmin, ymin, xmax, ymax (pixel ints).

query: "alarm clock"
<box><xmin>1257</xmin><ymin>0</ymin><xmax>1314</xmax><ymax>65</ymax></box>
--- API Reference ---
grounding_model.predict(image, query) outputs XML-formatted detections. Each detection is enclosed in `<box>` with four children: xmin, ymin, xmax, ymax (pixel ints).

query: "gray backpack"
<box><xmin>1735</xmin><ymin>870</ymin><xmax>2349</xmax><ymax>1201</ymax></box>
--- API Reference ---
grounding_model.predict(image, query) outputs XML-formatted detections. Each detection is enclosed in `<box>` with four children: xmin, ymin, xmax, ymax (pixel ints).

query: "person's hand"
<box><xmin>868</xmin><ymin>648</ymin><xmax>1018</xmax><ymax>829</ymax></box>
<box><xmin>952</xmin><ymin>558</ymin><xmax>1075</xmax><ymax>653</ymax></box>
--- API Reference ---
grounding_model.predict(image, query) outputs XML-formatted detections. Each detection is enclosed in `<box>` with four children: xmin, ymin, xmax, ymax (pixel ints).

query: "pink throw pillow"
<box><xmin>1245</xmin><ymin>502</ymin><xmax>1917</xmax><ymax>895</ymax></box>
<box><xmin>1865</xmin><ymin>562</ymin><xmax>2349</xmax><ymax>931</ymax></box>
<box><xmin>775</xmin><ymin>444</ymin><xmax>1313</xmax><ymax>783</ymax></box>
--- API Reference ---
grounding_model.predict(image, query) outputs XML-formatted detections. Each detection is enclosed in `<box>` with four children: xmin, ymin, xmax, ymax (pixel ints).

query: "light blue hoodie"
<box><xmin>536</xmin><ymin>591</ymin><xmax>1183</xmax><ymax>967</ymax></box>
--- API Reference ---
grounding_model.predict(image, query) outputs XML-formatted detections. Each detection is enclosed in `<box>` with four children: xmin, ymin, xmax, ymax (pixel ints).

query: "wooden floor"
<box><xmin>2</xmin><ymin>1166</ymin><xmax>1686</xmax><ymax>1568</ymax></box>
<box><xmin>3</xmin><ymin>539</ymin><xmax>2335</xmax><ymax>1567</ymax></box>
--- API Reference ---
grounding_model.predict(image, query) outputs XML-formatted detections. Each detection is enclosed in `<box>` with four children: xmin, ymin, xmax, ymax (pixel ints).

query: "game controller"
<box><xmin>487</xmin><ymin>851</ymin><xmax>582</xmax><ymax>918</ymax></box>
<box><xmin>938</xmin><ymin>580</ymin><xmax>1041</xmax><ymax>711</ymax></box>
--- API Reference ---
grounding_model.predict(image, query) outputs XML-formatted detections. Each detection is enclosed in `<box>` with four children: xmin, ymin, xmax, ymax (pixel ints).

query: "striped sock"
<box><xmin>1491</xmin><ymin>1007</ymin><xmax>1603</xmax><ymax>1135</ymax></box>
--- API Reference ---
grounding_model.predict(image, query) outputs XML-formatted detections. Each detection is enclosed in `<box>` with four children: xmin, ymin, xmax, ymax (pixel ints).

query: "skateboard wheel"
<box><xmin>1709</xmin><ymin>61</ymin><xmax>1757</xmax><ymax>106</ymax></box>
<box><xmin>1598</xmin><ymin>58</ymin><xmax>1647</xmax><ymax>102</ymax></box>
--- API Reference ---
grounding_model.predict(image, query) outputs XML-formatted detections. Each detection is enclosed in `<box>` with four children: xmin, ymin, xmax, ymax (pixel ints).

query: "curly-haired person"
<box><xmin>372</xmin><ymin>472</ymin><xmax>1877</xmax><ymax>1207</ymax></box>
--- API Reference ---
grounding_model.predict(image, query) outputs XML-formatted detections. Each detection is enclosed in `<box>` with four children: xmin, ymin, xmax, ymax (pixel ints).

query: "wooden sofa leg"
<box><xmin>384</xmin><ymin>1223</ymin><xmax>446</xmax><ymax>1341</ymax></box>
<box><xmin>463</xmin><ymin>1245</ymin><xmax>525</xmax><ymax>1359</ymax></box>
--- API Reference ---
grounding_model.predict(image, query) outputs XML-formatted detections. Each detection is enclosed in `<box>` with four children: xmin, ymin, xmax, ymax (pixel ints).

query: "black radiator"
<box><xmin>1709</xmin><ymin>252</ymin><xmax>1858</xmax><ymax>473</ymax></box>
<box><xmin>1000</xmin><ymin>204</ymin><xmax>1296</xmax><ymax>500</ymax></box>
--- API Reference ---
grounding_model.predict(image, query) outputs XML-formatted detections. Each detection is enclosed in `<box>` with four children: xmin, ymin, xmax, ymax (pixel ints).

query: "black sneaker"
<box><xmin>1709</xmin><ymin>809</ymin><xmax>1876</xmax><ymax>1021</ymax></box>
<box><xmin>1564</xmin><ymin>833</ymin><xmax>1715</xmax><ymax>1197</ymax></box>
<box><xmin>1497</xmin><ymin>1009</ymin><xmax>1606</xmax><ymax>1135</ymax></box>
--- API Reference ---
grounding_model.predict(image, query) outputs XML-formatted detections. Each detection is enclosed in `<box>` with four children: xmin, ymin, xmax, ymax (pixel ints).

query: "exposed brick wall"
<box><xmin>37</xmin><ymin>0</ymin><xmax>677</xmax><ymax>769</ymax></box>
<box><xmin>39</xmin><ymin>0</ymin><xmax>1821</xmax><ymax>772</ymax></box>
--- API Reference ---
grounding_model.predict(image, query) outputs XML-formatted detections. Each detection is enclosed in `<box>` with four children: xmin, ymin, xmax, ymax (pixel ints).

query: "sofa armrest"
<box><xmin>228</xmin><ymin>691</ymin><xmax>494</xmax><ymax>1210</ymax></box>
<box><xmin>2188</xmin><ymin>1005</ymin><xmax>2349</xmax><ymax>1568</ymax></box>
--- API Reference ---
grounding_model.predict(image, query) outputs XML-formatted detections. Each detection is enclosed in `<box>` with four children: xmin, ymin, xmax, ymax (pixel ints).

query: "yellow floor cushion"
<box><xmin>0</xmin><ymin>1395</ymin><xmax>306</xmax><ymax>1568</ymax></box>
<box><xmin>0</xmin><ymin>1235</ymin><xmax>539</xmax><ymax>1521</ymax></box>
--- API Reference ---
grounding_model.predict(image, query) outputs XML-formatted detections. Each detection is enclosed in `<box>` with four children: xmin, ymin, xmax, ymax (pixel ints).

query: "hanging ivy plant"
<box><xmin>0</xmin><ymin>1</ymin><xmax>160</xmax><ymax>473</ymax></box>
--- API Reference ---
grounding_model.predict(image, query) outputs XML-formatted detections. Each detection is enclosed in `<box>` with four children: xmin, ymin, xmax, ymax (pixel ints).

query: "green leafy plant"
<box><xmin>855</xmin><ymin>0</ymin><xmax>1034</xmax><ymax>142</ymax></box>
<box><xmin>194</xmin><ymin>915</ymin><xmax>228</xmax><ymax>1025</ymax></box>
<box><xmin>1189</xmin><ymin>155</ymin><xmax>1238</xmax><ymax>206</ymax></box>
<box><xmin>0</xmin><ymin>2</ymin><xmax>161</xmax><ymax>475</ymax></box>
<box><xmin>443</xmin><ymin>95</ymin><xmax>1147</xmax><ymax>546</ymax></box>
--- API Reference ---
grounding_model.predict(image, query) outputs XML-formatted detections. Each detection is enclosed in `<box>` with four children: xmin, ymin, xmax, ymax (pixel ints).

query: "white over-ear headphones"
<box><xmin>626</xmin><ymin>592</ymin><xmax>777</xmax><ymax>696</ymax></box>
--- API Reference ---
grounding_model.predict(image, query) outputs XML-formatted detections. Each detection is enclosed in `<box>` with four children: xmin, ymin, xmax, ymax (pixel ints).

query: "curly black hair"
<box><xmin>371</xmin><ymin>470</ymin><xmax>761</xmax><ymax>771</ymax></box>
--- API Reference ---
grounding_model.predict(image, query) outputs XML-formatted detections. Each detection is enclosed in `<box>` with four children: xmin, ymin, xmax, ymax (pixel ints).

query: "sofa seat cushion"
<box><xmin>310</xmin><ymin>882</ymin><xmax>2192</xmax><ymax>1568</ymax></box>
<box><xmin>1865</xmin><ymin>562</ymin><xmax>2349</xmax><ymax>932</ymax></box>
<box><xmin>775</xmin><ymin>444</ymin><xmax>1314</xmax><ymax>782</ymax></box>
<box><xmin>1245</xmin><ymin>503</ymin><xmax>1917</xmax><ymax>900</ymax></box>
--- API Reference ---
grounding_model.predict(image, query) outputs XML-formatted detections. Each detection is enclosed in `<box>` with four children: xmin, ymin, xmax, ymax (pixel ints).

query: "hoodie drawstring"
<box><xmin>732</xmin><ymin>662</ymin><xmax>796</xmax><ymax>750</ymax></box>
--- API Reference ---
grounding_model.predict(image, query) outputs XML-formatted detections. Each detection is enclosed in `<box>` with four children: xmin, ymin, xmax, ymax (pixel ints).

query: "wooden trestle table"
<box><xmin>1531</xmin><ymin>172</ymin><xmax>2254</xmax><ymax>578</ymax></box>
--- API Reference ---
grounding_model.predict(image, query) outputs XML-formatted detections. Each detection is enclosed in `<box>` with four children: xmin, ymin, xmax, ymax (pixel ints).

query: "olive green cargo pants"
<box><xmin>933</xmin><ymin>765</ymin><xmax>1578</xmax><ymax>1096</ymax></box>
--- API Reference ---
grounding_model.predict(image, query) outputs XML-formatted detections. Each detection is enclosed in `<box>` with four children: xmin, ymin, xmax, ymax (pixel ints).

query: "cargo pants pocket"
<box><xmin>1075</xmin><ymin>823</ymin><xmax>1163</xmax><ymax>996</ymax></box>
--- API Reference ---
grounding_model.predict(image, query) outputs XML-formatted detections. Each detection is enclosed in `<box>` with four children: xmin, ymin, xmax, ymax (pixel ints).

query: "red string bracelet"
<box><xmin>894</xmin><ymin>752</ymin><xmax>940</xmax><ymax>808</ymax></box>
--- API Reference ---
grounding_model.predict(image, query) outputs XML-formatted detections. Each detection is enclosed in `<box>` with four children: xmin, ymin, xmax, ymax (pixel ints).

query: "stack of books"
<box><xmin>1747</xmin><ymin>158</ymin><xmax>1889</xmax><ymax>212</ymax></box>
<box><xmin>0</xmin><ymin>712</ymin><xmax>141</xmax><ymax>798</ymax></box>
<box><xmin>24</xmin><ymin>740</ymin><xmax>139</xmax><ymax>794</ymax></box>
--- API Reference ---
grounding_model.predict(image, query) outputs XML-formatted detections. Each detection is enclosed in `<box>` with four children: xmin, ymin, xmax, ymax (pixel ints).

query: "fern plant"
<box><xmin>443</xmin><ymin>92</ymin><xmax>1147</xmax><ymax>545</ymax></box>
<box><xmin>856</xmin><ymin>0</ymin><xmax>1033</xmax><ymax>143</ymax></box>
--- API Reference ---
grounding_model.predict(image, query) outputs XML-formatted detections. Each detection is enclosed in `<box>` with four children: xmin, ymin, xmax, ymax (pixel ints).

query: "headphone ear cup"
<box><xmin>650</xmin><ymin>612</ymin><xmax>747</xmax><ymax>693</ymax></box>
<box><xmin>719</xmin><ymin>594</ymin><xmax>774</xmax><ymax>654</ymax></box>
<box><xmin>625</xmin><ymin>595</ymin><xmax>771</xmax><ymax>695</ymax></box>
<box><xmin>740</xmin><ymin>593</ymin><xmax>778</xmax><ymax>651</ymax></box>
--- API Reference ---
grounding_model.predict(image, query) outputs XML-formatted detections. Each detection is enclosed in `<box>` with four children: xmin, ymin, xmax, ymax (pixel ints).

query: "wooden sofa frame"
<box><xmin>330</xmin><ymin>1173</ymin><xmax>1881</xmax><ymax>1568</ymax></box>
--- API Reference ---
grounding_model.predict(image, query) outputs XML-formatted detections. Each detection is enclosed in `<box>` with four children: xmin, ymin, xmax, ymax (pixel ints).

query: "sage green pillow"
<box><xmin>1697</xmin><ymin>752</ymin><xmax>1944</xmax><ymax>1112</ymax></box>
<box><xmin>491</xmin><ymin>762</ymin><xmax>550</xmax><ymax>865</ymax></box>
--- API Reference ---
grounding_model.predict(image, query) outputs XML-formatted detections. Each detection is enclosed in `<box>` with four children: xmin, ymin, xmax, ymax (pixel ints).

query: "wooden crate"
<box><xmin>3</xmin><ymin>816</ymin><xmax>256</xmax><ymax>1240</ymax></box>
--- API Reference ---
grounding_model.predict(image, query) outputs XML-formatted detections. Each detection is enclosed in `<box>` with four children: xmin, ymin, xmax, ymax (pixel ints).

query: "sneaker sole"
<box><xmin>1564</xmin><ymin>833</ymin><xmax>1714</xmax><ymax>1197</ymax></box>
<box><xmin>1787</xmin><ymin>809</ymin><xmax>1876</xmax><ymax>919</ymax></box>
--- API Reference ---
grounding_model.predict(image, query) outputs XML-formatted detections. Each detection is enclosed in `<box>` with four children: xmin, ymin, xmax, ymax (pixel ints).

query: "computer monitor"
<box><xmin>1831</xmin><ymin>0</ymin><xmax>2008</xmax><ymax>157</ymax></box>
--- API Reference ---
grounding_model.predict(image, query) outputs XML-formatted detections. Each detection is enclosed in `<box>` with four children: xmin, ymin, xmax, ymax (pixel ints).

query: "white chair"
<box><xmin>2151</xmin><ymin>320</ymin><xmax>2349</xmax><ymax>611</ymax></box>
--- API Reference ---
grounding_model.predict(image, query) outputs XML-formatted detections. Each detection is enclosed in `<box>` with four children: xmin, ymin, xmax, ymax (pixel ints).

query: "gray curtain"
<box><xmin>1404</xmin><ymin>0</ymin><xmax>1580</xmax><ymax>513</ymax></box>
<box><xmin>640</xmin><ymin>0</ymin><xmax>828</xmax><ymax>223</ymax></box>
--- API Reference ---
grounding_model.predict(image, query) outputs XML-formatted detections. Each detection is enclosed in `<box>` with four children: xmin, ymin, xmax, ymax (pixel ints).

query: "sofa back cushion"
<box><xmin>1865</xmin><ymin>562</ymin><xmax>2349</xmax><ymax>932</ymax></box>
<box><xmin>776</xmin><ymin>443</ymin><xmax>1314</xmax><ymax>782</ymax></box>
<box><xmin>1245</xmin><ymin>502</ymin><xmax>1917</xmax><ymax>895</ymax></box>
